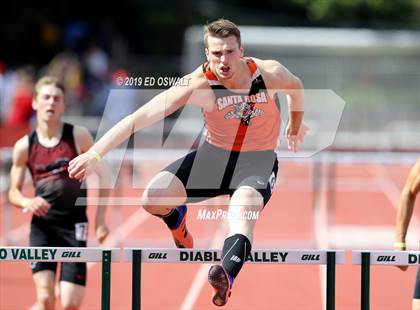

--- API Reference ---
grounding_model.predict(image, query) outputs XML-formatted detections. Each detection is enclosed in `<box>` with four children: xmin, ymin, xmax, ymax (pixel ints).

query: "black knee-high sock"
<box><xmin>160</xmin><ymin>208</ymin><xmax>181</xmax><ymax>229</ymax></box>
<box><xmin>221</xmin><ymin>234</ymin><xmax>252</xmax><ymax>281</ymax></box>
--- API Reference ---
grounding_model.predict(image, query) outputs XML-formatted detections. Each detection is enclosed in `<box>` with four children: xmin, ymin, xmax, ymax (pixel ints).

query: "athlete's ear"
<box><xmin>32</xmin><ymin>97</ymin><xmax>38</xmax><ymax>111</ymax></box>
<box><xmin>205</xmin><ymin>48</ymin><xmax>209</xmax><ymax>61</ymax></box>
<box><xmin>240</xmin><ymin>45</ymin><xmax>244</xmax><ymax>57</ymax></box>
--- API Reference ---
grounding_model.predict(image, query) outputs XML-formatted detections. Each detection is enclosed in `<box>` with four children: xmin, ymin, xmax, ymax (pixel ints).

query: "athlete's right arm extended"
<box><xmin>69</xmin><ymin>69</ymin><xmax>204</xmax><ymax>181</ymax></box>
<box><xmin>8</xmin><ymin>137</ymin><xmax>51</xmax><ymax>216</ymax></box>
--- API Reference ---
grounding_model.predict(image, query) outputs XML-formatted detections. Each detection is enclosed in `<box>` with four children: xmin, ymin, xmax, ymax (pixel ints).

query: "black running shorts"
<box><xmin>163</xmin><ymin>142</ymin><xmax>278</xmax><ymax>206</ymax></box>
<box><xmin>29</xmin><ymin>217</ymin><xmax>88</xmax><ymax>286</ymax></box>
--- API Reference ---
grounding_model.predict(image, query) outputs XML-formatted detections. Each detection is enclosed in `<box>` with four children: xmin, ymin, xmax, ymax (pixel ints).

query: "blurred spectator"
<box><xmin>83</xmin><ymin>44</ymin><xmax>110</xmax><ymax>116</ymax></box>
<box><xmin>104</xmin><ymin>68</ymin><xmax>142</xmax><ymax>127</ymax></box>
<box><xmin>46</xmin><ymin>51</ymin><xmax>84</xmax><ymax>114</ymax></box>
<box><xmin>6</xmin><ymin>66</ymin><xmax>35</xmax><ymax>127</ymax></box>
<box><xmin>63</xmin><ymin>20</ymin><xmax>90</xmax><ymax>52</ymax></box>
<box><xmin>0</xmin><ymin>63</ymin><xmax>17</xmax><ymax>123</ymax></box>
<box><xmin>0</xmin><ymin>61</ymin><xmax>7</xmax><ymax>121</ymax></box>
<box><xmin>85</xmin><ymin>45</ymin><xmax>109</xmax><ymax>81</ymax></box>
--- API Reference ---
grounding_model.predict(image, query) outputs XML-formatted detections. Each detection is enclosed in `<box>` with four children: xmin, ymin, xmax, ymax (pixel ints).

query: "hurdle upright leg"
<box><xmin>361</xmin><ymin>252</ymin><xmax>370</xmax><ymax>310</ymax></box>
<box><xmin>326</xmin><ymin>251</ymin><xmax>336</xmax><ymax>310</ymax></box>
<box><xmin>101</xmin><ymin>250</ymin><xmax>112</xmax><ymax>310</ymax></box>
<box><xmin>132</xmin><ymin>249</ymin><xmax>142</xmax><ymax>310</ymax></box>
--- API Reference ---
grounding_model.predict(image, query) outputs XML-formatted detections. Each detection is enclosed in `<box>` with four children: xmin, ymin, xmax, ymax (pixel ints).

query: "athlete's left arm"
<box><xmin>396</xmin><ymin>158</ymin><xmax>420</xmax><ymax>244</ymax></box>
<box><xmin>74</xmin><ymin>126</ymin><xmax>110</xmax><ymax>243</ymax></box>
<box><xmin>258</xmin><ymin>59</ymin><xmax>306</xmax><ymax>152</ymax></box>
<box><xmin>394</xmin><ymin>157</ymin><xmax>420</xmax><ymax>271</ymax></box>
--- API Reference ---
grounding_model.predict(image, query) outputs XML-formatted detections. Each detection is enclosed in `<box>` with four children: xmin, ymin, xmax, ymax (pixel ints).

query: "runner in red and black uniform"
<box><xmin>9</xmin><ymin>76</ymin><xmax>110</xmax><ymax>310</ymax></box>
<box><xmin>68</xmin><ymin>19</ymin><xmax>307</xmax><ymax>307</ymax></box>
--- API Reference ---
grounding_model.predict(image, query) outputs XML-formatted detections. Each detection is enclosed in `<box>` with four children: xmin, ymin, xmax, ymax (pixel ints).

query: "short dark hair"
<box><xmin>204</xmin><ymin>19</ymin><xmax>241</xmax><ymax>47</ymax></box>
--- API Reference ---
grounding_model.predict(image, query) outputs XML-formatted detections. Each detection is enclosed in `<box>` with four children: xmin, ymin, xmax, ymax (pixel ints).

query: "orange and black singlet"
<box><xmin>202</xmin><ymin>58</ymin><xmax>281</xmax><ymax>152</ymax></box>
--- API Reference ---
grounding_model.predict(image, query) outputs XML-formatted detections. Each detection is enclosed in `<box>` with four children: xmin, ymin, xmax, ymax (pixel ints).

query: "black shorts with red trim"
<box><xmin>29</xmin><ymin>216</ymin><xmax>88</xmax><ymax>286</ymax></box>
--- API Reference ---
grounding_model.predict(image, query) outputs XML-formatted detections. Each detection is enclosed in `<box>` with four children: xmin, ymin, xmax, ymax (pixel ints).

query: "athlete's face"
<box><xmin>33</xmin><ymin>84</ymin><xmax>65</xmax><ymax>122</ymax></box>
<box><xmin>205</xmin><ymin>35</ymin><xmax>244</xmax><ymax>80</ymax></box>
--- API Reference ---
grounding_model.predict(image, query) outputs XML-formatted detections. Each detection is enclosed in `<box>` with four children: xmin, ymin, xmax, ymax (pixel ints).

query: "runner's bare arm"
<box><xmin>396</xmin><ymin>158</ymin><xmax>420</xmax><ymax>249</ymax></box>
<box><xmin>256</xmin><ymin>59</ymin><xmax>305</xmax><ymax>151</ymax></box>
<box><xmin>8</xmin><ymin>137</ymin><xmax>30</xmax><ymax>208</ymax></box>
<box><xmin>257</xmin><ymin>59</ymin><xmax>304</xmax><ymax>131</ymax></box>
<box><xmin>8</xmin><ymin>137</ymin><xmax>51</xmax><ymax>216</ymax></box>
<box><xmin>74</xmin><ymin>125</ymin><xmax>112</xmax><ymax>243</ymax></box>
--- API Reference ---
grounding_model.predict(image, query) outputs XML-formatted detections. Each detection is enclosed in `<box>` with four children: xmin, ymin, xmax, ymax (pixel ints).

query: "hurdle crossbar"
<box><xmin>0</xmin><ymin>247</ymin><xmax>119</xmax><ymax>310</ymax></box>
<box><xmin>352</xmin><ymin>250</ymin><xmax>420</xmax><ymax>310</ymax></box>
<box><xmin>125</xmin><ymin>248</ymin><xmax>345</xmax><ymax>310</ymax></box>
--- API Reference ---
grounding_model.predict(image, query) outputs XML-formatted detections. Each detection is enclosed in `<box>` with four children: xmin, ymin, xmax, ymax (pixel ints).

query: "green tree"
<box><xmin>291</xmin><ymin>0</ymin><xmax>420</xmax><ymax>28</ymax></box>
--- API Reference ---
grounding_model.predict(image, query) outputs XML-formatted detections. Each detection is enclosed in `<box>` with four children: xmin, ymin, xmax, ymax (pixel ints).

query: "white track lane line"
<box><xmin>368</xmin><ymin>164</ymin><xmax>419</xmax><ymax>224</ymax></box>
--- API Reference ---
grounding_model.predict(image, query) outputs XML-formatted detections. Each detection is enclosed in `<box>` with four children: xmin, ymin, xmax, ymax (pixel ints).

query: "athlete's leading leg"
<box><xmin>208</xmin><ymin>186</ymin><xmax>264</xmax><ymax>306</ymax></box>
<box><xmin>226</xmin><ymin>186</ymin><xmax>264</xmax><ymax>242</ymax></box>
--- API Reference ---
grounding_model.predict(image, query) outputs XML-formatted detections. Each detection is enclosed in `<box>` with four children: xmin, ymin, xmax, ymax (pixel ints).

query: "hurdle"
<box><xmin>352</xmin><ymin>250</ymin><xmax>420</xmax><ymax>310</ymax></box>
<box><xmin>0</xmin><ymin>247</ymin><xmax>119</xmax><ymax>310</ymax></box>
<box><xmin>125</xmin><ymin>248</ymin><xmax>345</xmax><ymax>310</ymax></box>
